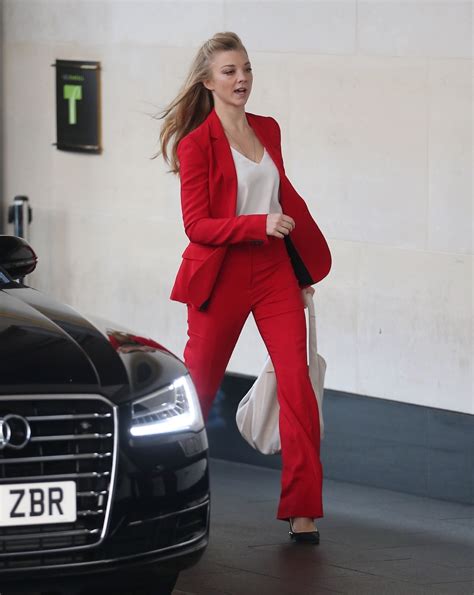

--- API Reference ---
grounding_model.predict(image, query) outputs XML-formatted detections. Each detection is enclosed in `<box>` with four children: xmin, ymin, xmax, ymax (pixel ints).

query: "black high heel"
<box><xmin>288</xmin><ymin>517</ymin><xmax>320</xmax><ymax>544</ymax></box>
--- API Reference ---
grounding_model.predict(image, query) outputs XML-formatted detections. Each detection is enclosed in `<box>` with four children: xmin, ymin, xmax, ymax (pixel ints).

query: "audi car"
<box><xmin>0</xmin><ymin>235</ymin><xmax>210</xmax><ymax>594</ymax></box>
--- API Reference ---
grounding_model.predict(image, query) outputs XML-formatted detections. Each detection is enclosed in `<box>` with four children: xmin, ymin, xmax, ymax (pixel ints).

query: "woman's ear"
<box><xmin>202</xmin><ymin>79</ymin><xmax>213</xmax><ymax>92</ymax></box>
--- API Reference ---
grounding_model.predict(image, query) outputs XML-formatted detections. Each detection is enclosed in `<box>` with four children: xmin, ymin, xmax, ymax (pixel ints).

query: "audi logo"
<box><xmin>0</xmin><ymin>415</ymin><xmax>32</xmax><ymax>450</ymax></box>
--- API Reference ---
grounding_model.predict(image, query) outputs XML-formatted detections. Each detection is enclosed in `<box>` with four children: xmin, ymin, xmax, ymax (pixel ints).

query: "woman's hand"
<box><xmin>301</xmin><ymin>286</ymin><xmax>315</xmax><ymax>308</ymax></box>
<box><xmin>266</xmin><ymin>213</ymin><xmax>295</xmax><ymax>238</ymax></box>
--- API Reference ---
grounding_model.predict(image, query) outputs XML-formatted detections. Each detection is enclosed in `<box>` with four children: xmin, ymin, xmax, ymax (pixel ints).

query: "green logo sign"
<box><xmin>63</xmin><ymin>84</ymin><xmax>82</xmax><ymax>125</ymax></box>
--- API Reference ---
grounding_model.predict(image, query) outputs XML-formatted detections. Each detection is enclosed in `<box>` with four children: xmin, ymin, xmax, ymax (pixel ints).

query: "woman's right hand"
<box><xmin>266</xmin><ymin>213</ymin><xmax>296</xmax><ymax>239</ymax></box>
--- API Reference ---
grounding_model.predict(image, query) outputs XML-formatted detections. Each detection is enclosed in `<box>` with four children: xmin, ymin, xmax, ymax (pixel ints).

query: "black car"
<box><xmin>0</xmin><ymin>236</ymin><xmax>210</xmax><ymax>594</ymax></box>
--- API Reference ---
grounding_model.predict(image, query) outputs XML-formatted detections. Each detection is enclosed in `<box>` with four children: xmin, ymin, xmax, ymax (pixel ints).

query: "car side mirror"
<box><xmin>0</xmin><ymin>235</ymin><xmax>38</xmax><ymax>279</ymax></box>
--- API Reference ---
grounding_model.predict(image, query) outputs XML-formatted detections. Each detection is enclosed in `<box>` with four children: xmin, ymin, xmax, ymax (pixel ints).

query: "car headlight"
<box><xmin>130</xmin><ymin>374</ymin><xmax>204</xmax><ymax>436</ymax></box>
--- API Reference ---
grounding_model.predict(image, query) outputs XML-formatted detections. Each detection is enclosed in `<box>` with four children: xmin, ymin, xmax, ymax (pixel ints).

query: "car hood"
<box><xmin>0</xmin><ymin>286</ymin><xmax>187</xmax><ymax>403</ymax></box>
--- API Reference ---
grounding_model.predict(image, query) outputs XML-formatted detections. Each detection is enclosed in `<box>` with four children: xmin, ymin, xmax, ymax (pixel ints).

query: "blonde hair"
<box><xmin>152</xmin><ymin>31</ymin><xmax>247</xmax><ymax>175</ymax></box>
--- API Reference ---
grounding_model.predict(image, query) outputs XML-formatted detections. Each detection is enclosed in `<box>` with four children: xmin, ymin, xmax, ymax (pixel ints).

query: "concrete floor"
<box><xmin>174</xmin><ymin>458</ymin><xmax>474</xmax><ymax>595</ymax></box>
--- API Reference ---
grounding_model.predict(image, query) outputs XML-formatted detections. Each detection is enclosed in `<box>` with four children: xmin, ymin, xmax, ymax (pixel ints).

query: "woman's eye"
<box><xmin>223</xmin><ymin>68</ymin><xmax>252</xmax><ymax>75</ymax></box>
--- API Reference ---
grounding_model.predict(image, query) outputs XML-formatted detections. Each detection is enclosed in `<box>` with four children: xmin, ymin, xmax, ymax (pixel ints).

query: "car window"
<box><xmin>0</xmin><ymin>270</ymin><xmax>11</xmax><ymax>284</ymax></box>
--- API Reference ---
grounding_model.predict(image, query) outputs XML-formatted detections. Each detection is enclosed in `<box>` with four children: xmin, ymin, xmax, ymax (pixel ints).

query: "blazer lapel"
<box><xmin>246</xmin><ymin>113</ymin><xmax>285</xmax><ymax>179</ymax></box>
<box><xmin>208</xmin><ymin>108</ymin><xmax>238</xmax><ymax>215</ymax></box>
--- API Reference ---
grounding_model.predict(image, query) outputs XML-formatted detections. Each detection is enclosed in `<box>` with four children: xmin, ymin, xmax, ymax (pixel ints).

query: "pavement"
<box><xmin>173</xmin><ymin>458</ymin><xmax>474</xmax><ymax>595</ymax></box>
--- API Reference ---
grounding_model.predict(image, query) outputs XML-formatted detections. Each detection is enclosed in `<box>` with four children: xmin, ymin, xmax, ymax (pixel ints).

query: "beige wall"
<box><xmin>1</xmin><ymin>0</ymin><xmax>472</xmax><ymax>413</ymax></box>
<box><xmin>0</xmin><ymin>0</ymin><xmax>4</xmax><ymax>232</ymax></box>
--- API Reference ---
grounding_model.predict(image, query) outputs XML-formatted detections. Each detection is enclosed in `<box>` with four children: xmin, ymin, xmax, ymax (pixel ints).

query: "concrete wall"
<box><xmin>0</xmin><ymin>0</ymin><xmax>4</xmax><ymax>232</ymax></box>
<box><xmin>1</xmin><ymin>0</ymin><xmax>472</xmax><ymax>414</ymax></box>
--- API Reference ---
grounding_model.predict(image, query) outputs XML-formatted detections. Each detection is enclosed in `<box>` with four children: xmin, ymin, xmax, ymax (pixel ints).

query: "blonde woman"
<box><xmin>157</xmin><ymin>32</ymin><xmax>332</xmax><ymax>544</ymax></box>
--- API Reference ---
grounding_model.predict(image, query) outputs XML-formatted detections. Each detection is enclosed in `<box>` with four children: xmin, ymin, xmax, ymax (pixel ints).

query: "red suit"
<box><xmin>170</xmin><ymin>106</ymin><xmax>332</xmax><ymax>521</ymax></box>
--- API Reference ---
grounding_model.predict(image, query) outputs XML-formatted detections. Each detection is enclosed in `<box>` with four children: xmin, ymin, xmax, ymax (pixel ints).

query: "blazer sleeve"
<box><xmin>177</xmin><ymin>135</ymin><xmax>269</xmax><ymax>246</ymax></box>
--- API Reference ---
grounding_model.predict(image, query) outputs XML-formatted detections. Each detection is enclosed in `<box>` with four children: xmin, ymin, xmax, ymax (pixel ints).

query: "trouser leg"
<box><xmin>183</xmin><ymin>247</ymin><xmax>251</xmax><ymax>422</ymax></box>
<box><xmin>252</xmin><ymin>252</ymin><xmax>323</xmax><ymax>521</ymax></box>
<box><xmin>184</xmin><ymin>303</ymin><xmax>248</xmax><ymax>421</ymax></box>
<box><xmin>255</xmin><ymin>307</ymin><xmax>323</xmax><ymax>520</ymax></box>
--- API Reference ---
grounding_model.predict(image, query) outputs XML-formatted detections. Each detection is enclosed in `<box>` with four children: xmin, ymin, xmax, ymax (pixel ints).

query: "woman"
<box><xmin>157</xmin><ymin>32</ymin><xmax>332</xmax><ymax>544</ymax></box>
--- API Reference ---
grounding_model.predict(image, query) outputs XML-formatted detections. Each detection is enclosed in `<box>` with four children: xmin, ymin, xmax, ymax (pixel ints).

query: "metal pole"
<box><xmin>8</xmin><ymin>195</ymin><xmax>33</xmax><ymax>241</ymax></box>
<box><xmin>7</xmin><ymin>196</ymin><xmax>33</xmax><ymax>284</ymax></box>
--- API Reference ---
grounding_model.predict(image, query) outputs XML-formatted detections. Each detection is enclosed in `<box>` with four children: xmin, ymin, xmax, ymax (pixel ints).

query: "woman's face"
<box><xmin>203</xmin><ymin>49</ymin><xmax>253</xmax><ymax>108</ymax></box>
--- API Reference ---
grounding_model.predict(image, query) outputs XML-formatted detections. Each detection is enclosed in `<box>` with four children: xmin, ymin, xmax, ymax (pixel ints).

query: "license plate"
<box><xmin>0</xmin><ymin>481</ymin><xmax>77</xmax><ymax>527</ymax></box>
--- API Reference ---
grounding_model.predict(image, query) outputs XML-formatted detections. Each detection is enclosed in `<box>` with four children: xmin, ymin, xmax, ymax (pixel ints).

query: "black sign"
<box><xmin>54</xmin><ymin>59</ymin><xmax>101</xmax><ymax>153</ymax></box>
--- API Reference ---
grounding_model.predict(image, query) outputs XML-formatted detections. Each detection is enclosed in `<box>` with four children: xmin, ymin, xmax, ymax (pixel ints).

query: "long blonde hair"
<box><xmin>153</xmin><ymin>32</ymin><xmax>247</xmax><ymax>175</ymax></box>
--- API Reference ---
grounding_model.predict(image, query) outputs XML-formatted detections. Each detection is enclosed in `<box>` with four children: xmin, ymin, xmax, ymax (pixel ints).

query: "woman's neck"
<box><xmin>214</xmin><ymin>105</ymin><xmax>249</xmax><ymax>135</ymax></box>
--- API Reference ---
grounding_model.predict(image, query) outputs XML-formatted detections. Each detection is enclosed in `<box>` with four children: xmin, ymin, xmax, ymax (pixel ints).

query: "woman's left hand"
<box><xmin>301</xmin><ymin>286</ymin><xmax>315</xmax><ymax>307</ymax></box>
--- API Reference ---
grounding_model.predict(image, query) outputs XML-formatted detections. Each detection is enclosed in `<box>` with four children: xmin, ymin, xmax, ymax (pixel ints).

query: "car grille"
<box><xmin>0</xmin><ymin>395</ymin><xmax>117</xmax><ymax>557</ymax></box>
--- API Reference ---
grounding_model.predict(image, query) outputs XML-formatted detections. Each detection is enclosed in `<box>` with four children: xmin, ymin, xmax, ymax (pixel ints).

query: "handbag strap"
<box><xmin>303</xmin><ymin>291</ymin><xmax>318</xmax><ymax>361</ymax></box>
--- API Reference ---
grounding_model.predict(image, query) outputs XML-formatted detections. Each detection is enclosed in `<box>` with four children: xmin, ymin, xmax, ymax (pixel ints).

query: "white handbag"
<box><xmin>235</xmin><ymin>291</ymin><xmax>326</xmax><ymax>455</ymax></box>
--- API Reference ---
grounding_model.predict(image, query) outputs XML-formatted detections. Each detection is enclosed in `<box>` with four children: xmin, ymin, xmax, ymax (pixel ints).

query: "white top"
<box><xmin>230</xmin><ymin>146</ymin><xmax>282</xmax><ymax>216</ymax></box>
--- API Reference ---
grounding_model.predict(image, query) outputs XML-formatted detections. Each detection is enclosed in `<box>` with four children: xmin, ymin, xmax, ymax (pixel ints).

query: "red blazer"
<box><xmin>170</xmin><ymin>106</ymin><xmax>332</xmax><ymax>311</ymax></box>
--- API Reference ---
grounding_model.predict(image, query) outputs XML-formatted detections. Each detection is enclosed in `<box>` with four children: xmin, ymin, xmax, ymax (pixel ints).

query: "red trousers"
<box><xmin>183</xmin><ymin>236</ymin><xmax>323</xmax><ymax>521</ymax></box>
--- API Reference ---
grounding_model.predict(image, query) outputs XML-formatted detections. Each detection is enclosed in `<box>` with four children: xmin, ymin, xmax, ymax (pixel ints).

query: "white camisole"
<box><xmin>230</xmin><ymin>146</ymin><xmax>282</xmax><ymax>216</ymax></box>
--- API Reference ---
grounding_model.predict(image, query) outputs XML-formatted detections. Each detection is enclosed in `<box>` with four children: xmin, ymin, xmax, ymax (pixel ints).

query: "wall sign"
<box><xmin>53</xmin><ymin>59</ymin><xmax>102</xmax><ymax>153</ymax></box>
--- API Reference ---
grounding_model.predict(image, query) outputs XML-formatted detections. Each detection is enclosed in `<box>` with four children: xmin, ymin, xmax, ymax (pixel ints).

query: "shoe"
<box><xmin>288</xmin><ymin>517</ymin><xmax>320</xmax><ymax>544</ymax></box>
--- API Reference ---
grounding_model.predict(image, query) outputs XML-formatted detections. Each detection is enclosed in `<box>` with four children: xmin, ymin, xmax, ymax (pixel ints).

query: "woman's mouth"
<box><xmin>234</xmin><ymin>88</ymin><xmax>247</xmax><ymax>96</ymax></box>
